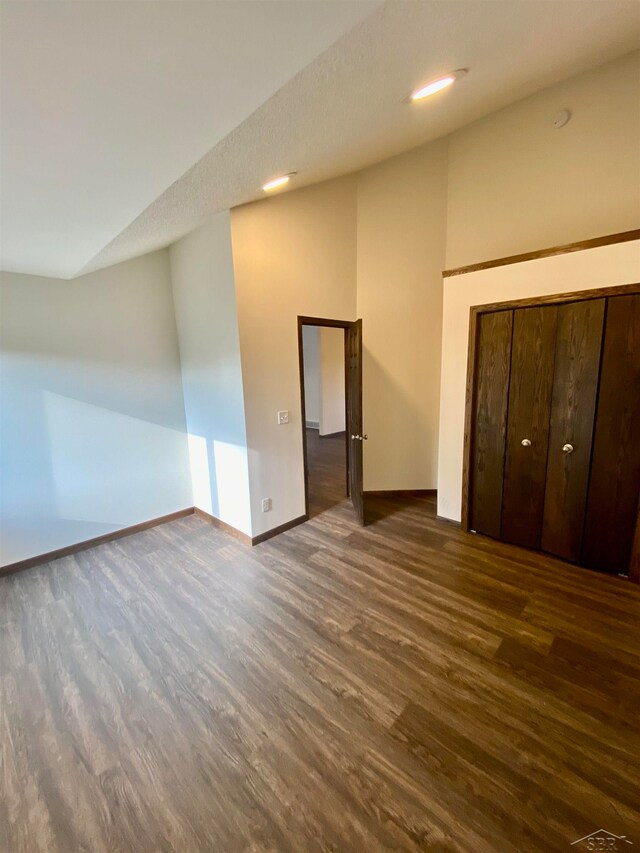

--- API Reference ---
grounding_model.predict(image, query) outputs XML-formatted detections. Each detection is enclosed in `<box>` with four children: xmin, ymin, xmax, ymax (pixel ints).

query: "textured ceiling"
<box><xmin>0</xmin><ymin>0</ymin><xmax>379</xmax><ymax>278</ymax></box>
<box><xmin>3</xmin><ymin>1</ymin><xmax>640</xmax><ymax>279</ymax></box>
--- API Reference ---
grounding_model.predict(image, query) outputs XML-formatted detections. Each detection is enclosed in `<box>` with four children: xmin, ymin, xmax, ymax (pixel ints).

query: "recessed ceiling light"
<box><xmin>408</xmin><ymin>68</ymin><xmax>468</xmax><ymax>103</ymax></box>
<box><xmin>262</xmin><ymin>172</ymin><xmax>297</xmax><ymax>192</ymax></box>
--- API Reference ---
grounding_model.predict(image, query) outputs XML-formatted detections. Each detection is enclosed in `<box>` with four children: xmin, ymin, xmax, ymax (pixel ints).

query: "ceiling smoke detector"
<box><xmin>552</xmin><ymin>109</ymin><xmax>571</xmax><ymax>129</ymax></box>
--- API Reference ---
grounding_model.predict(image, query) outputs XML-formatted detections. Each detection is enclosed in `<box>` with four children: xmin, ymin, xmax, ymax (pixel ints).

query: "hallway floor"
<box><xmin>305</xmin><ymin>427</ymin><xmax>347</xmax><ymax>518</ymax></box>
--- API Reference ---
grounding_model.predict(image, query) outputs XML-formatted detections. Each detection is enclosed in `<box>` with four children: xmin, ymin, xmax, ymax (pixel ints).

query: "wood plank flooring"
<box><xmin>306</xmin><ymin>427</ymin><xmax>347</xmax><ymax>518</ymax></box>
<box><xmin>2</xmin><ymin>494</ymin><xmax>640</xmax><ymax>851</ymax></box>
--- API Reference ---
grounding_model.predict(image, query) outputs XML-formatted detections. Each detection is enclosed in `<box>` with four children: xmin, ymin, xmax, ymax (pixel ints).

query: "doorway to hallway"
<box><xmin>297</xmin><ymin>316</ymin><xmax>365</xmax><ymax>524</ymax></box>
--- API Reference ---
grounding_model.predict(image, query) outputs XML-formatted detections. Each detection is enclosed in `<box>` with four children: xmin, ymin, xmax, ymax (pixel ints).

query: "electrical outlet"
<box><xmin>277</xmin><ymin>410</ymin><xmax>289</xmax><ymax>425</ymax></box>
<box><xmin>261</xmin><ymin>498</ymin><xmax>272</xmax><ymax>513</ymax></box>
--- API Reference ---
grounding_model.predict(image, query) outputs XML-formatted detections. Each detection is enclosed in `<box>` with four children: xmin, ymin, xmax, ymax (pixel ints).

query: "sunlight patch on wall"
<box><xmin>213</xmin><ymin>439</ymin><xmax>251</xmax><ymax>533</ymax></box>
<box><xmin>187</xmin><ymin>433</ymin><xmax>213</xmax><ymax>515</ymax></box>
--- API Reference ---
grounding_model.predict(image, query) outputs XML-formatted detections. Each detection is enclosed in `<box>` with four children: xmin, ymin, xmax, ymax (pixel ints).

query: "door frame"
<box><xmin>462</xmin><ymin>283</ymin><xmax>640</xmax><ymax>576</ymax></box>
<box><xmin>297</xmin><ymin>316</ymin><xmax>352</xmax><ymax>519</ymax></box>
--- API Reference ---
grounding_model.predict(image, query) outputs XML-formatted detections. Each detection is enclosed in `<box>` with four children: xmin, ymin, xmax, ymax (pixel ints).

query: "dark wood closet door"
<box><xmin>541</xmin><ymin>299</ymin><xmax>605</xmax><ymax>562</ymax></box>
<box><xmin>583</xmin><ymin>295</ymin><xmax>640</xmax><ymax>574</ymax></box>
<box><xmin>470</xmin><ymin>310</ymin><xmax>513</xmax><ymax>538</ymax></box>
<box><xmin>501</xmin><ymin>306</ymin><xmax>557</xmax><ymax>548</ymax></box>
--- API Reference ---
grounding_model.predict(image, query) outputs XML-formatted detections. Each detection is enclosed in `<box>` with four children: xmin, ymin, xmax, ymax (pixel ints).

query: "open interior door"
<box><xmin>347</xmin><ymin>319</ymin><xmax>365</xmax><ymax>525</ymax></box>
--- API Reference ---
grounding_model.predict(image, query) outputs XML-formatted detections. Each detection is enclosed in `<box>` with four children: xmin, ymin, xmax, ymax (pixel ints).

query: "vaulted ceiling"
<box><xmin>2</xmin><ymin>0</ymin><xmax>639</xmax><ymax>279</ymax></box>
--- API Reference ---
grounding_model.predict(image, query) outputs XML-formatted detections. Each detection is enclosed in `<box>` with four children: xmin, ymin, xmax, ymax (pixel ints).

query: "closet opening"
<box><xmin>462</xmin><ymin>283</ymin><xmax>640</xmax><ymax>581</ymax></box>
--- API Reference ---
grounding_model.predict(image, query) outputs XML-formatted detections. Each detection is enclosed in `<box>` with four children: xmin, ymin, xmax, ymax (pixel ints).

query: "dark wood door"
<box><xmin>583</xmin><ymin>294</ymin><xmax>640</xmax><ymax>574</ymax></box>
<box><xmin>501</xmin><ymin>306</ymin><xmax>557</xmax><ymax>548</ymax></box>
<box><xmin>470</xmin><ymin>310</ymin><xmax>513</xmax><ymax>538</ymax></box>
<box><xmin>347</xmin><ymin>319</ymin><xmax>364</xmax><ymax>525</ymax></box>
<box><xmin>541</xmin><ymin>299</ymin><xmax>605</xmax><ymax>562</ymax></box>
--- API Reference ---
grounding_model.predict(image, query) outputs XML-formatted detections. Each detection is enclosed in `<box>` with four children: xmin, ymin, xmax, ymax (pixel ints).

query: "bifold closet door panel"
<box><xmin>470</xmin><ymin>310</ymin><xmax>513</xmax><ymax>538</ymax></box>
<box><xmin>501</xmin><ymin>306</ymin><xmax>557</xmax><ymax>548</ymax></box>
<box><xmin>583</xmin><ymin>295</ymin><xmax>640</xmax><ymax>574</ymax></box>
<box><xmin>541</xmin><ymin>299</ymin><xmax>605</xmax><ymax>562</ymax></box>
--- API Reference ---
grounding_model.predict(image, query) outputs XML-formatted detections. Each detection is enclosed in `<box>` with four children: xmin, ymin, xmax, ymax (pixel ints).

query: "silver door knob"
<box><xmin>562</xmin><ymin>443</ymin><xmax>574</xmax><ymax>454</ymax></box>
<box><xmin>351</xmin><ymin>434</ymin><xmax>358</xmax><ymax>440</ymax></box>
<box><xmin>521</xmin><ymin>439</ymin><xmax>531</xmax><ymax>447</ymax></box>
<box><xmin>362</xmin><ymin>434</ymin><xmax>368</xmax><ymax>441</ymax></box>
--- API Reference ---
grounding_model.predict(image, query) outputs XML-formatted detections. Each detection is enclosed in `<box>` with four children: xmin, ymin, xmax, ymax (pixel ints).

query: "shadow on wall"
<box><xmin>1</xmin><ymin>373</ymin><xmax>252</xmax><ymax>564</ymax></box>
<box><xmin>0</xmin><ymin>252</ymin><xmax>195</xmax><ymax>567</ymax></box>
<box><xmin>178</xmin><ymin>359</ymin><xmax>252</xmax><ymax>536</ymax></box>
<box><xmin>0</xmin><ymin>379</ymin><xmax>192</xmax><ymax>565</ymax></box>
<box><xmin>0</xmin><ymin>369</ymin><xmax>251</xmax><ymax>565</ymax></box>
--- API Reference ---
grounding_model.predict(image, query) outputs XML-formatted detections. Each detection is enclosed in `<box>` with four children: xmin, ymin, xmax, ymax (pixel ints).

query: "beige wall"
<box><xmin>357</xmin><ymin>140</ymin><xmax>448</xmax><ymax>490</ymax></box>
<box><xmin>437</xmin><ymin>240</ymin><xmax>640</xmax><ymax>522</ymax></box>
<box><xmin>446</xmin><ymin>51</ymin><xmax>640</xmax><ymax>268</ymax></box>
<box><xmin>230</xmin><ymin>178</ymin><xmax>357</xmax><ymax>535</ymax></box>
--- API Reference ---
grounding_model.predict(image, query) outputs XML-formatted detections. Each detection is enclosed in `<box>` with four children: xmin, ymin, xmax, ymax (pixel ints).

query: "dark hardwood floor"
<box><xmin>306</xmin><ymin>427</ymin><xmax>347</xmax><ymax>518</ymax></box>
<box><xmin>1</xmin><ymin>494</ymin><xmax>639</xmax><ymax>852</ymax></box>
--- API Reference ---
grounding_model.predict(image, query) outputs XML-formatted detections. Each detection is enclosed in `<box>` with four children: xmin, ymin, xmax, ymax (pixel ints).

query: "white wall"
<box><xmin>302</xmin><ymin>325</ymin><xmax>320</xmax><ymax>425</ymax></box>
<box><xmin>319</xmin><ymin>327</ymin><xmax>345</xmax><ymax>436</ymax></box>
<box><xmin>437</xmin><ymin>240</ymin><xmax>640</xmax><ymax>522</ymax></box>
<box><xmin>356</xmin><ymin>140</ymin><xmax>448</xmax><ymax>490</ymax></box>
<box><xmin>446</xmin><ymin>51</ymin><xmax>640</xmax><ymax>268</ymax></box>
<box><xmin>230</xmin><ymin>177</ymin><xmax>357</xmax><ymax>536</ymax></box>
<box><xmin>169</xmin><ymin>213</ymin><xmax>252</xmax><ymax>536</ymax></box>
<box><xmin>0</xmin><ymin>251</ymin><xmax>191</xmax><ymax>566</ymax></box>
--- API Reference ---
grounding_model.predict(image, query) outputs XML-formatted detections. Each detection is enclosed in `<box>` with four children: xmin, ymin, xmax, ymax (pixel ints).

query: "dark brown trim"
<box><xmin>0</xmin><ymin>508</ymin><xmax>194</xmax><ymax>577</ymax></box>
<box><xmin>0</xmin><ymin>505</ymin><xmax>317</xmax><ymax>576</ymax></box>
<box><xmin>364</xmin><ymin>489</ymin><xmax>436</xmax><ymax>498</ymax></box>
<box><xmin>462</xmin><ymin>283</ymin><xmax>640</xmax><ymax>581</ymax></box>
<box><xmin>298</xmin><ymin>316</ymin><xmax>353</xmax><ymax>329</ymax></box>
<box><xmin>297</xmin><ymin>316</ymin><xmax>352</xmax><ymax>519</ymax></box>
<box><xmin>467</xmin><ymin>283</ymin><xmax>640</xmax><ymax>316</ymax></box>
<box><xmin>443</xmin><ymin>229</ymin><xmax>640</xmax><ymax>278</ymax></box>
<box><xmin>193</xmin><ymin>507</ymin><xmax>253</xmax><ymax>545</ymax></box>
<box><xmin>319</xmin><ymin>430</ymin><xmax>346</xmax><ymax>439</ymax></box>
<box><xmin>436</xmin><ymin>514</ymin><xmax>462</xmax><ymax>528</ymax></box>
<box><xmin>251</xmin><ymin>514</ymin><xmax>308</xmax><ymax>545</ymax></box>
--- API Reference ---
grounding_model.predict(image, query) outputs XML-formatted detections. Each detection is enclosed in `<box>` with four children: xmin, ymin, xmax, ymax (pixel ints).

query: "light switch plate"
<box><xmin>277</xmin><ymin>410</ymin><xmax>289</xmax><ymax>425</ymax></box>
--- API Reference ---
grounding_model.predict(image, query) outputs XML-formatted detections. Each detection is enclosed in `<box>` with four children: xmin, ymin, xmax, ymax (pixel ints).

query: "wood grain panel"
<box><xmin>501</xmin><ymin>306</ymin><xmax>557</xmax><ymax>548</ymax></box>
<box><xmin>470</xmin><ymin>310</ymin><xmax>513</xmax><ymax>537</ymax></box>
<box><xmin>542</xmin><ymin>299</ymin><xmax>605</xmax><ymax>562</ymax></box>
<box><xmin>2</xmin><ymin>493</ymin><xmax>639</xmax><ymax>853</ymax></box>
<box><xmin>583</xmin><ymin>295</ymin><xmax>640</xmax><ymax>574</ymax></box>
<box><xmin>348</xmin><ymin>319</ymin><xmax>364</xmax><ymax>525</ymax></box>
